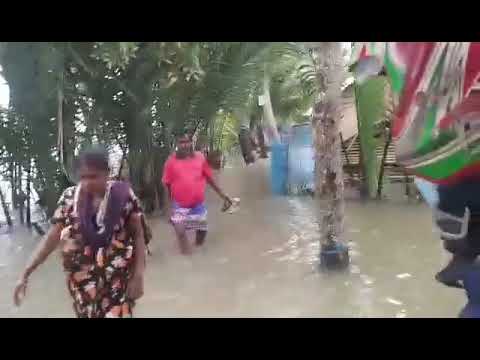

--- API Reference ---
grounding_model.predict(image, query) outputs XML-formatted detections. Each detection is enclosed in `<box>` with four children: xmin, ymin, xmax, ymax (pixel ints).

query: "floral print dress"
<box><xmin>51</xmin><ymin>182</ymin><xmax>144</xmax><ymax>318</ymax></box>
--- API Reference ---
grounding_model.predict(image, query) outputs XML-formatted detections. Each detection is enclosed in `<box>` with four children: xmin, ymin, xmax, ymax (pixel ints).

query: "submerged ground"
<box><xmin>0</xmin><ymin>159</ymin><xmax>464</xmax><ymax>317</ymax></box>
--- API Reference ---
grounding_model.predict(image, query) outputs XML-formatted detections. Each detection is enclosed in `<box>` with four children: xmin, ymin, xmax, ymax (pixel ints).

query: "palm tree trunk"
<box><xmin>125</xmin><ymin>103</ymin><xmax>156</xmax><ymax>213</ymax></box>
<box><xmin>208</xmin><ymin>117</ymin><xmax>215</xmax><ymax>152</ymax></box>
<box><xmin>0</xmin><ymin>185</ymin><xmax>12</xmax><ymax>227</ymax></box>
<box><xmin>376</xmin><ymin>130</ymin><xmax>392</xmax><ymax>199</ymax></box>
<box><xmin>26</xmin><ymin>159</ymin><xmax>32</xmax><ymax>228</ymax></box>
<box><xmin>262</xmin><ymin>73</ymin><xmax>280</xmax><ymax>144</ymax></box>
<box><xmin>311</xmin><ymin>42</ymin><xmax>349</xmax><ymax>270</ymax></box>
<box><xmin>117</xmin><ymin>146</ymin><xmax>128</xmax><ymax>179</ymax></box>
<box><xmin>17</xmin><ymin>163</ymin><xmax>24</xmax><ymax>225</ymax></box>
<box><xmin>257</xmin><ymin>124</ymin><xmax>269</xmax><ymax>158</ymax></box>
<box><xmin>235</xmin><ymin>110</ymin><xmax>255</xmax><ymax>165</ymax></box>
<box><xmin>10</xmin><ymin>161</ymin><xmax>16</xmax><ymax>210</ymax></box>
<box><xmin>57</xmin><ymin>68</ymin><xmax>75</xmax><ymax>189</ymax></box>
<box><xmin>238</xmin><ymin>126</ymin><xmax>255</xmax><ymax>164</ymax></box>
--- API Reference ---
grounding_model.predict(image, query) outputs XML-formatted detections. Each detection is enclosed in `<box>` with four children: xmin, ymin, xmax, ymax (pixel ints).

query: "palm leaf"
<box><xmin>355</xmin><ymin>76</ymin><xmax>390</xmax><ymax>197</ymax></box>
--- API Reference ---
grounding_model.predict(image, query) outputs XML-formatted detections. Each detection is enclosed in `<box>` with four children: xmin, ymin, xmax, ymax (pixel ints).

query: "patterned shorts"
<box><xmin>171</xmin><ymin>202</ymin><xmax>208</xmax><ymax>232</ymax></box>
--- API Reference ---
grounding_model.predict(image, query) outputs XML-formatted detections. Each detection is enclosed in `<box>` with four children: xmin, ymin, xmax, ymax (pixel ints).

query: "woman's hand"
<box><xmin>126</xmin><ymin>272</ymin><xmax>144</xmax><ymax>301</ymax></box>
<box><xmin>13</xmin><ymin>223</ymin><xmax>63</xmax><ymax>307</ymax></box>
<box><xmin>13</xmin><ymin>274</ymin><xmax>29</xmax><ymax>307</ymax></box>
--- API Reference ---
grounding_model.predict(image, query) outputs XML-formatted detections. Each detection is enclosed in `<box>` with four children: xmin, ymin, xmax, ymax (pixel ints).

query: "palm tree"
<box><xmin>309</xmin><ymin>42</ymin><xmax>350</xmax><ymax>270</ymax></box>
<box><xmin>172</xmin><ymin>42</ymin><xmax>314</xmax><ymax>164</ymax></box>
<box><xmin>0</xmin><ymin>42</ymin><xmax>320</xmax><ymax>217</ymax></box>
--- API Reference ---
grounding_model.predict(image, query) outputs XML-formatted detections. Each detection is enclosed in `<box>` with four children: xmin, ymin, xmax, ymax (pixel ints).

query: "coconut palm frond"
<box><xmin>355</xmin><ymin>75</ymin><xmax>391</xmax><ymax>196</ymax></box>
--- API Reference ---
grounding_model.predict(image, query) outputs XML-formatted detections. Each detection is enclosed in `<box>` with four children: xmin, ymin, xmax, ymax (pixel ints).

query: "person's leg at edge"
<box><xmin>173</xmin><ymin>223</ymin><xmax>191</xmax><ymax>255</ymax></box>
<box><xmin>196</xmin><ymin>230</ymin><xmax>207</xmax><ymax>246</ymax></box>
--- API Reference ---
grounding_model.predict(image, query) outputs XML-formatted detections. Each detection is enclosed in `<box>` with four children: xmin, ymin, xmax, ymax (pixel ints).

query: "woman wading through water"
<box><xmin>13</xmin><ymin>147</ymin><xmax>148</xmax><ymax>318</ymax></box>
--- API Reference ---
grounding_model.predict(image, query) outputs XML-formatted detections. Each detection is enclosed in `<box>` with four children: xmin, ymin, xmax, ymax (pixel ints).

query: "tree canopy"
<box><xmin>0</xmin><ymin>42</ymin><xmax>318</xmax><ymax>215</ymax></box>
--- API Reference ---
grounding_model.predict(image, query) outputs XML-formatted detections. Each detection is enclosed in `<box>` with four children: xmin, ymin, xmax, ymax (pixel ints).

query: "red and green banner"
<box><xmin>351</xmin><ymin>42</ymin><xmax>480</xmax><ymax>185</ymax></box>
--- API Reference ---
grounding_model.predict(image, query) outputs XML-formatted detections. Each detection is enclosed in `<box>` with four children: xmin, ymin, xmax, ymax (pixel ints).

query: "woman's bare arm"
<box><xmin>128</xmin><ymin>213</ymin><xmax>146</xmax><ymax>277</ymax></box>
<box><xmin>22</xmin><ymin>223</ymin><xmax>63</xmax><ymax>279</ymax></box>
<box><xmin>14</xmin><ymin>223</ymin><xmax>63</xmax><ymax>306</ymax></box>
<box><xmin>126</xmin><ymin>213</ymin><xmax>146</xmax><ymax>300</ymax></box>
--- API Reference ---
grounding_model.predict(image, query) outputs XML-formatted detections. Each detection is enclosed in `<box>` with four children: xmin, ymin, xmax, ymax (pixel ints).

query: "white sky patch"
<box><xmin>342</xmin><ymin>42</ymin><xmax>352</xmax><ymax>63</ymax></box>
<box><xmin>0</xmin><ymin>70</ymin><xmax>9</xmax><ymax>108</ymax></box>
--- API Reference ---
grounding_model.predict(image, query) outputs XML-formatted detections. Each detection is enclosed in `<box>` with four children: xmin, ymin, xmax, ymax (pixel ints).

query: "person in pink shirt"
<box><xmin>162</xmin><ymin>132</ymin><xmax>232</xmax><ymax>254</ymax></box>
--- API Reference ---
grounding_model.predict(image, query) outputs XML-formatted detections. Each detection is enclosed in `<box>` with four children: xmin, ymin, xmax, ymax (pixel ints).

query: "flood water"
<box><xmin>0</xmin><ymin>158</ymin><xmax>465</xmax><ymax>317</ymax></box>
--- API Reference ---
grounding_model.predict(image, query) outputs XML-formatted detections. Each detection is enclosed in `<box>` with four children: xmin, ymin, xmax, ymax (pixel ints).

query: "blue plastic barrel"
<box><xmin>288</xmin><ymin>124</ymin><xmax>315</xmax><ymax>193</ymax></box>
<box><xmin>271</xmin><ymin>143</ymin><xmax>289</xmax><ymax>195</ymax></box>
<box><xmin>290</xmin><ymin>123</ymin><xmax>312</xmax><ymax>146</ymax></box>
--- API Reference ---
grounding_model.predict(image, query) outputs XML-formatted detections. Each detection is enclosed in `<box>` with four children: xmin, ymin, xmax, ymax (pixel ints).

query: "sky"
<box><xmin>0</xmin><ymin>68</ymin><xmax>8</xmax><ymax>108</ymax></box>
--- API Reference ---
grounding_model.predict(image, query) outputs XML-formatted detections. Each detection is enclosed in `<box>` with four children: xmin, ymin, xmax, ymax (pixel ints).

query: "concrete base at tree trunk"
<box><xmin>319</xmin><ymin>242</ymin><xmax>350</xmax><ymax>271</ymax></box>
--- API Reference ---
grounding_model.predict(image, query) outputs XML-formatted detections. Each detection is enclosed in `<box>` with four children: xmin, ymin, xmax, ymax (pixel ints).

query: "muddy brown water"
<box><xmin>0</xmin><ymin>159</ymin><xmax>465</xmax><ymax>317</ymax></box>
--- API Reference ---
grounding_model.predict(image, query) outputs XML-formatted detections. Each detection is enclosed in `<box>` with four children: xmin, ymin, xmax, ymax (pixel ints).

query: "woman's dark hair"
<box><xmin>74</xmin><ymin>146</ymin><xmax>110</xmax><ymax>174</ymax></box>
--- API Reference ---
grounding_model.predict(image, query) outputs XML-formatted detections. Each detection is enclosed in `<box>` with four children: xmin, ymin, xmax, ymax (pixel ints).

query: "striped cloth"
<box><xmin>171</xmin><ymin>202</ymin><xmax>208</xmax><ymax>232</ymax></box>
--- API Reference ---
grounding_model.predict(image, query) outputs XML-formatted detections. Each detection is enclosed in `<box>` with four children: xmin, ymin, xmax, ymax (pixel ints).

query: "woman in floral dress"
<box><xmin>13</xmin><ymin>148</ymin><xmax>147</xmax><ymax>318</ymax></box>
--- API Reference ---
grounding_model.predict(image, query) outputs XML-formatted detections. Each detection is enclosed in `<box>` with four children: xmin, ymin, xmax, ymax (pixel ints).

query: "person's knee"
<box><xmin>195</xmin><ymin>230</ymin><xmax>207</xmax><ymax>246</ymax></box>
<box><xmin>196</xmin><ymin>230</ymin><xmax>207</xmax><ymax>239</ymax></box>
<box><xmin>173</xmin><ymin>224</ymin><xmax>187</xmax><ymax>236</ymax></box>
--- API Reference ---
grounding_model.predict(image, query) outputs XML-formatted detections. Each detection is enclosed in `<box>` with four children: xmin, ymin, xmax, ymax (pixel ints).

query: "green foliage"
<box><xmin>355</xmin><ymin>76</ymin><xmax>391</xmax><ymax>197</ymax></box>
<box><xmin>210</xmin><ymin>111</ymin><xmax>240</xmax><ymax>153</ymax></box>
<box><xmin>91</xmin><ymin>42</ymin><xmax>140</xmax><ymax>70</ymax></box>
<box><xmin>0</xmin><ymin>41</ymin><xmax>320</xmax><ymax>214</ymax></box>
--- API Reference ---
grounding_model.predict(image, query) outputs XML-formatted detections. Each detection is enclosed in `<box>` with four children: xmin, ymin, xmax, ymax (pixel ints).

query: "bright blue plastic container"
<box><xmin>288</xmin><ymin>124</ymin><xmax>315</xmax><ymax>193</ymax></box>
<box><xmin>270</xmin><ymin>143</ymin><xmax>289</xmax><ymax>195</ymax></box>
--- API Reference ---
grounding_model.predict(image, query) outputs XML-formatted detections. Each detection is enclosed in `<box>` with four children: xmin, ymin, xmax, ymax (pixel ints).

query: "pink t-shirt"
<box><xmin>162</xmin><ymin>152</ymin><xmax>213</xmax><ymax>208</ymax></box>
